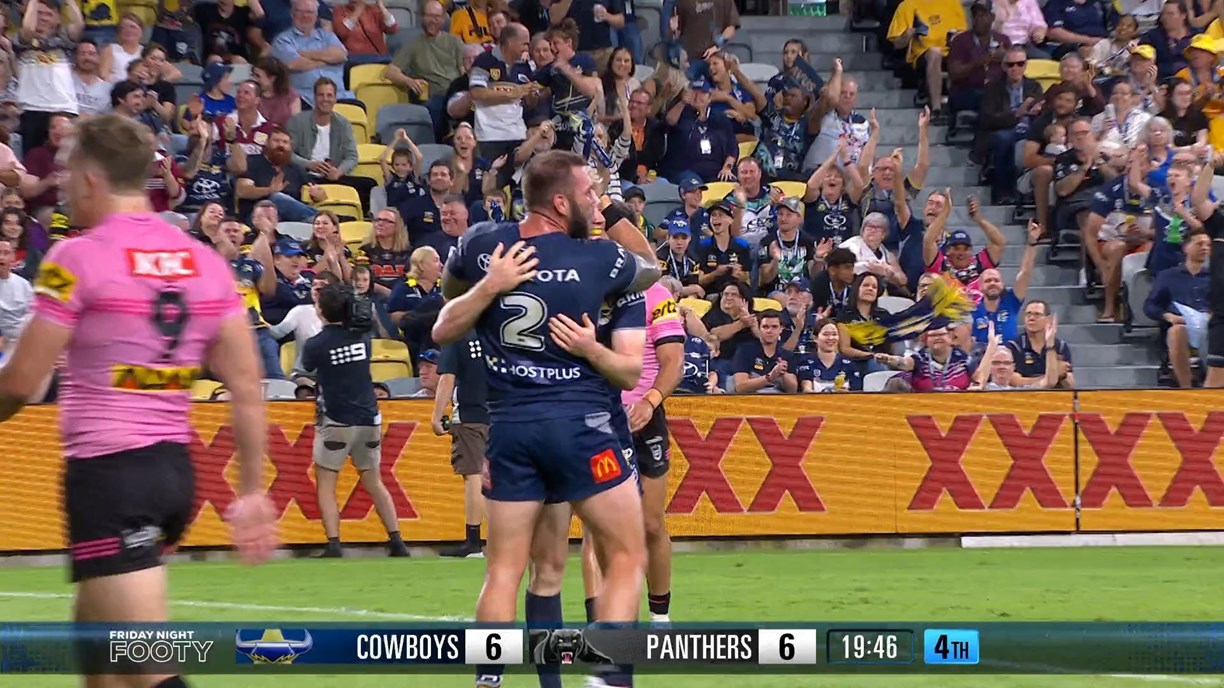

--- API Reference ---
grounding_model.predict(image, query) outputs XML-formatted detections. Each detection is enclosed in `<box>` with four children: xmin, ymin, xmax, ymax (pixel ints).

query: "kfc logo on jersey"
<box><xmin>128</xmin><ymin>250</ymin><xmax>198</xmax><ymax>279</ymax></box>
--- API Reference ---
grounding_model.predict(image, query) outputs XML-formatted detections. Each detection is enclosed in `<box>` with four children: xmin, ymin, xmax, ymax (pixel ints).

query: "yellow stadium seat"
<box><xmin>191</xmin><ymin>379</ymin><xmax>223</xmax><ymax>401</ymax></box>
<box><xmin>771</xmin><ymin>181</ymin><xmax>806</xmax><ymax>200</ymax></box>
<box><xmin>279</xmin><ymin>340</ymin><xmax>296</xmax><ymax>376</ymax></box>
<box><xmin>306</xmin><ymin>184</ymin><xmax>363</xmax><ymax>219</ymax></box>
<box><xmin>349</xmin><ymin>64</ymin><xmax>391</xmax><ymax>93</ymax></box>
<box><xmin>334</xmin><ymin>103</ymin><xmax>370</xmax><ymax>144</ymax></box>
<box><xmin>738</xmin><ymin>139</ymin><xmax>758</xmax><ymax>161</ymax></box>
<box><xmin>753</xmin><ymin>297</ymin><xmax>783</xmax><ymax>312</ymax></box>
<box><xmin>358</xmin><ymin>143</ymin><xmax>383</xmax><ymax>163</ymax></box>
<box><xmin>1026</xmin><ymin>59</ymin><xmax>1062</xmax><ymax>92</ymax></box>
<box><xmin>356</xmin><ymin>82</ymin><xmax>408</xmax><ymax>132</ymax></box>
<box><xmin>340</xmin><ymin>221</ymin><xmax>372</xmax><ymax>246</ymax></box>
<box><xmin>352</xmin><ymin>143</ymin><xmax>386</xmax><ymax>185</ymax></box>
<box><xmin>371</xmin><ymin>360</ymin><xmax>412</xmax><ymax>382</ymax></box>
<box><xmin>679</xmin><ymin>297</ymin><xmax>711</xmax><ymax>317</ymax></box>
<box><xmin>700</xmin><ymin>181</ymin><xmax>736</xmax><ymax>207</ymax></box>
<box><xmin>370</xmin><ymin>338</ymin><xmax>411</xmax><ymax>363</ymax></box>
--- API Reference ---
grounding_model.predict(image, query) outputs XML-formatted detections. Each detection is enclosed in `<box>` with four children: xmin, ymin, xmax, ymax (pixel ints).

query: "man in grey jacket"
<box><xmin>286</xmin><ymin>76</ymin><xmax>374</xmax><ymax>216</ymax></box>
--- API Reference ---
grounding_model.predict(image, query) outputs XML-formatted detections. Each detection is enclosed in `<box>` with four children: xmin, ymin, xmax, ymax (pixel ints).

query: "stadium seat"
<box><xmin>340</xmin><ymin>221</ymin><xmax>372</xmax><ymax>246</ymax></box>
<box><xmin>175</xmin><ymin>63</ymin><xmax>204</xmax><ymax>83</ymax></box>
<box><xmin>174</xmin><ymin>81</ymin><xmax>203</xmax><ymax>107</ymax></box>
<box><xmin>377</xmin><ymin>104</ymin><xmax>434</xmax><ymax>145</ymax></box>
<box><xmin>229</xmin><ymin>63</ymin><xmax>253</xmax><ymax>84</ymax></box>
<box><xmin>863</xmin><ymin>370</ymin><xmax>899</xmax><ymax>392</ymax></box>
<box><xmin>306</xmin><ymin>184</ymin><xmax>363</xmax><ymax>218</ymax></box>
<box><xmin>644</xmin><ymin>200</ymin><xmax>680</xmax><ymax>227</ymax></box>
<box><xmin>633</xmin><ymin>64</ymin><xmax>655</xmax><ymax>82</ymax></box>
<box><xmin>642</xmin><ymin>181</ymin><xmax>679</xmax><ymax>202</ymax></box>
<box><xmin>723</xmin><ymin>42</ymin><xmax>753</xmax><ymax>63</ymax></box>
<box><xmin>383</xmin><ymin>376</ymin><xmax>423</xmax><ymax>398</ymax></box>
<box><xmin>700</xmin><ymin>182</ymin><xmax>736</xmax><ymax>207</ymax></box>
<box><xmin>356</xmin><ymin>82</ymin><xmax>408</xmax><ymax>132</ymax></box>
<box><xmin>1026</xmin><ymin>59</ymin><xmax>1061</xmax><ymax>92</ymax></box>
<box><xmin>753</xmin><ymin>297</ymin><xmax>783</xmax><ymax>312</ymax></box>
<box><xmin>679</xmin><ymin>297</ymin><xmax>711</xmax><ymax>317</ymax></box>
<box><xmin>279</xmin><ymin>341</ymin><xmax>297</xmax><ymax>377</ymax></box>
<box><xmin>738</xmin><ymin>62</ymin><xmax>779</xmax><ymax>83</ymax></box>
<box><xmin>349</xmin><ymin>63</ymin><xmax>390</xmax><ymax>92</ymax></box>
<box><xmin>417</xmin><ymin>142</ymin><xmax>453</xmax><ymax>171</ymax></box>
<box><xmin>262</xmin><ymin>379</ymin><xmax>298</xmax><ymax>400</ymax></box>
<box><xmin>1122</xmin><ymin>253</ymin><xmax>1158</xmax><ymax>328</ymax></box>
<box><xmin>335</xmin><ymin>103</ymin><xmax>370</xmax><ymax>144</ymax></box>
<box><xmin>278</xmin><ymin>221</ymin><xmax>313</xmax><ymax>241</ymax></box>
<box><xmin>771</xmin><ymin>181</ymin><xmax>806</xmax><ymax>200</ymax></box>
<box><xmin>738</xmin><ymin>139</ymin><xmax>758</xmax><ymax>161</ymax></box>
<box><xmin>353</xmin><ymin>143</ymin><xmax>386</xmax><ymax>185</ymax></box>
<box><xmin>878</xmin><ymin>295</ymin><xmax>915</xmax><ymax>314</ymax></box>
<box><xmin>371</xmin><ymin>360</ymin><xmax>413</xmax><ymax>381</ymax></box>
<box><xmin>370</xmin><ymin>185</ymin><xmax>388</xmax><ymax>214</ymax></box>
<box><xmin>371</xmin><ymin>338</ymin><xmax>411</xmax><ymax>363</ymax></box>
<box><xmin>191</xmin><ymin>379</ymin><xmax>223</xmax><ymax>401</ymax></box>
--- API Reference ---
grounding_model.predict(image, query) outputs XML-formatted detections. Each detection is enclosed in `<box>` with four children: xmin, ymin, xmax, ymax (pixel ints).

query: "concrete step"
<box><xmin>1058</xmin><ymin>323</ymin><xmax>1124</xmax><ymax>345</ymax></box>
<box><xmin>998</xmin><ymin>264</ymin><xmax>1078</xmax><ymax>288</ymax></box>
<box><xmin>1074</xmin><ymin>365</ymin><xmax>1161</xmax><ymax>389</ymax></box>
<box><xmin>867</xmin><ymin>107</ymin><xmax>937</xmax><ymax>129</ymax></box>
<box><xmin>857</xmin><ymin>90</ymin><xmax>923</xmax><ymax>109</ymax></box>
<box><xmin>892</xmin><ymin>144</ymin><xmax>972</xmax><ymax>167</ymax></box>
<box><xmin>801</xmin><ymin>52</ymin><xmax>885</xmax><ymax>72</ymax></box>
<box><xmin>1072</xmin><ymin>343</ymin><xmax>1162</xmax><ymax>366</ymax></box>
<box><xmin>876</xmin><ymin>125</ymin><xmax>949</xmax><ymax>145</ymax></box>
<box><xmin>740</xmin><ymin>15</ymin><xmax>853</xmax><ymax>32</ymax></box>
<box><xmin>1026</xmin><ymin>285</ymin><xmax>1086</xmax><ymax>306</ymax></box>
<box><xmin>835</xmin><ymin>70</ymin><xmax>901</xmax><ymax>92</ymax></box>
<box><xmin>921</xmin><ymin>166</ymin><xmax>981</xmax><ymax>186</ymax></box>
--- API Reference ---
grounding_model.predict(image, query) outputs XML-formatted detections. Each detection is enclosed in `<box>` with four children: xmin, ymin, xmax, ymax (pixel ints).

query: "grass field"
<box><xmin>0</xmin><ymin>547</ymin><xmax>1222</xmax><ymax>688</ymax></box>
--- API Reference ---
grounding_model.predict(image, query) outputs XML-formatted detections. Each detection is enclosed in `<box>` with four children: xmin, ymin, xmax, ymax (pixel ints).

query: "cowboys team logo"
<box><xmin>234</xmin><ymin>629</ymin><xmax>314</xmax><ymax>664</ymax></box>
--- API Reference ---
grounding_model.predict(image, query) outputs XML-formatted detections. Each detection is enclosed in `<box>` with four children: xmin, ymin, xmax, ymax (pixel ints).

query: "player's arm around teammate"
<box><xmin>549</xmin><ymin>310</ymin><xmax>644</xmax><ymax>390</ymax></box>
<box><xmin>433</xmin><ymin>241</ymin><xmax>539</xmax><ymax>345</ymax></box>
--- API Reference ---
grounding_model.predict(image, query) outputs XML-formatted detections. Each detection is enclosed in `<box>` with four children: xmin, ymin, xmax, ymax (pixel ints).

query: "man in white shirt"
<box><xmin>0</xmin><ymin>239</ymin><xmax>33</xmax><ymax>357</ymax></box>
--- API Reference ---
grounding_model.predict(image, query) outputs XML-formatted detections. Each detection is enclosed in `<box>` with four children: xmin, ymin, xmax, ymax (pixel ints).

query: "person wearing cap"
<box><xmin>1042</xmin><ymin>0</ymin><xmax>1108</xmax><ymax>57</ymax></box>
<box><xmin>1142</xmin><ymin>1</ymin><xmax>1194</xmax><ymax>80</ymax></box>
<box><xmin>659</xmin><ymin>172</ymin><xmax>712</xmax><ymax>247</ymax></box>
<box><xmin>810</xmin><ymin>246</ymin><xmax>857</xmax><ymax>314</ymax></box>
<box><xmin>662</xmin><ymin>77</ymin><xmax>737</xmax><ymax>183</ymax></box>
<box><xmin>757</xmin><ymin>196</ymin><xmax>819</xmax><ymax>297</ymax></box>
<box><xmin>622</xmin><ymin>185</ymin><xmax>656</xmax><ymax>239</ymax></box>
<box><xmin>778</xmin><ymin>277</ymin><xmax>818</xmax><ymax>353</ymax></box>
<box><xmin>260</xmin><ymin>238</ymin><xmax>316</xmax><ymax>324</ymax></box>
<box><xmin>267</xmin><ymin>269</ymin><xmax>342</xmax><ymax>373</ymax></box>
<box><xmin>979</xmin><ymin>44</ymin><xmax>1045</xmax><ymax>206</ymax></box>
<box><xmin>755</xmin><ymin>76</ymin><xmax>816</xmax><ymax>183</ymax></box>
<box><xmin>695</xmin><ymin>199</ymin><xmax>752</xmax><ymax>296</ymax></box>
<box><xmin>724</xmin><ymin>158</ymin><xmax>777</xmax><ymax>251</ymax></box>
<box><xmin>1173</xmin><ymin>33</ymin><xmax>1224</xmax><ymax>156</ymax></box>
<box><xmin>923</xmin><ymin>192</ymin><xmax>1007</xmax><ymax>304</ymax></box>
<box><xmin>947</xmin><ymin>2</ymin><xmax>1011</xmax><ymax>117</ymax></box>
<box><xmin>411</xmin><ymin>348</ymin><xmax>441</xmax><ymax>397</ymax></box>
<box><xmin>885</xmin><ymin>0</ymin><xmax>968</xmax><ymax>125</ymax></box>
<box><xmin>656</xmin><ymin>220</ymin><xmax>704</xmax><ymax>297</ymax></box>
<box><xmin>1127</xmin><ymin>43</ymin><xmax>1162</xmax><ymax>110</ymax></box>
<box><xmin>199</xmin><ymin>62</ymin><xmax>238</xmax><ymax>120</ymax></box>
<box><xmin>272</xmin><ymin>0</ymin><xmax>354</xmax><ymax>107</ymax></box>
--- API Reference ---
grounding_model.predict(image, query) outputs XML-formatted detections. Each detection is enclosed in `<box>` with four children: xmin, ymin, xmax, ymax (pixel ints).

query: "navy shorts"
<box><xmin>486</xmin><ymin>411</ymin><xmax>635</xmax><ymax>504</ymax></box>
<box><xmin>633</xmin><ymin>406</ymin><xmax>670</xmax><ymax>480</ymax></box>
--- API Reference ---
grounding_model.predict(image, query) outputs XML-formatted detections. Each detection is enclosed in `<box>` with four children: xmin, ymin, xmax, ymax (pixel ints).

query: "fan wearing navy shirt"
<box><xmin>677</xmin><ymin>333</ymin><xmax>719</xmax><ymax>393</ymax></box>
<box><xmin>260</xmin><ymin>238</ymin><xmax>314</xmax><ymax>325</ymax></box>
<box><xmin>302</xmin><ymin>284</ymin><xmax>409</xmax><ymax>559</ymax></box>
<box><xmin>400</xmin><ymin>160</ymin><xmax>455</xmax><ymax>245</ymax></box>
<box><xmin>1189</xmin><ymin>153</ymin><xmax>1224</xmax><ymax>388</ymax></box>
<box><xmin>695</xmin><ymin>201</ymin><xmax>753</xmax><ymax>295</ymax></box>
<box><xmin>659</xmin><ymin>173</ymin><xmax>712</xmax><ymax>251</ymax></box>
<box><xmin>796</xmin><ymin>318</ymin><xmax>863</xmax><ymax>391</ymax></box>
<box><xmin>732</xmin><ymin>310</ymin><xmax>798</xmax><ymax>393</ymax></box>
<box><xmin>534</xmin><ymin>20</ymin><xmax>601</xmax><ymax>153</ymax></box>
<box><xmin>432</xmin><ymin>150</ymin><xmax>660</xmax><ymax>688</ymax></box>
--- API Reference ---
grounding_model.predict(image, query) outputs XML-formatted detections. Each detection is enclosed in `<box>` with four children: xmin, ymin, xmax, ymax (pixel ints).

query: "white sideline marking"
<box><xmin>0</xmin><ymin>591</ymin><xmax>472</xmax><ymax>622</ymax></box>
<box><xmin>987</xmin><ymin>659</ymin><xmax>1223</xmax><ymax>684</ymax></box>
<box><xmin>962</xmin><ymin>532</ymin><xmax>1224</xmax><ymax>549</ymax></box>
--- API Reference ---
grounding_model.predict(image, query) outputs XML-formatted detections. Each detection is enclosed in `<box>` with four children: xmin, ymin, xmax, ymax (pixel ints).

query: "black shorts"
<box><xmin>1209</xmin><ymin>316</ymin><xmax>1224</xmax><ymax>368</ymax></box>
<box><xmin>633</xmin><ymin>406</ymin><xmax>670</xmax><ymax>480</ymax></box>
<box><xmin>64</xmin><ymin>442</ymin><xmax>195</xmax><ymax>583</ymax></box>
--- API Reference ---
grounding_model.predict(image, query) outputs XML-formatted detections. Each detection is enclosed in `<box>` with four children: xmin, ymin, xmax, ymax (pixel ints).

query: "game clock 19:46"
<box><xmin>826</xmin><ymin>630</ymin><xmax>915</xmax><ymax>665</ymax></box>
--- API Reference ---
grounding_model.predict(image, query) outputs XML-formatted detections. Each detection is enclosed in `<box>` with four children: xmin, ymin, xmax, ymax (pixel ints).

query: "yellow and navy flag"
<box><xmin>844</xmin><ymin>275</ymin><xmax>974</xmax><ymax>347</ymax></box>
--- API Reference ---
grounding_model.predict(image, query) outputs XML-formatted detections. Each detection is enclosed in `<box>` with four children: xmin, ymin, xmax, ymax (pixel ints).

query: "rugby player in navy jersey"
<box><xmin>432</xmin><ymin>151</ymin><xmax>660</xmax><ymax>688</ymax></box>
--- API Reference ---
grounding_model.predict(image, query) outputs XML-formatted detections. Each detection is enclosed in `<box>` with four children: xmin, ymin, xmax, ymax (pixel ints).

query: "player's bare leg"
<box><xmin>357</xmin><ymin>468</ymin><xmax>410</xmax><ymax>557</ymax></box>
<box><xmin>76</xmin><ymin>567</ymin><xmax>181</xmax><ymax>688</ymax></box>
<box><xmin>527</xmin><ymin>503</ymin><xmax>570</xmax><ymax>688</ymax></box>
<box><xmin>573</xmin><ymin>479</ymin><xmax>646</xmax><ymax>622</ymax></box>
<box><xmin>476</xmin><ymin>499</ymin><xmax>543</xmax><ymax>687</ymax></box>
<box><xmin>641</xmin><ymin>474</ymin><xmax>672</xmax><ymax>624</ymax></box>
<box><xmin>580</xmin><ymin>530</ymin><xmax>603</xmax><ymax>623</ymax></box>
<box><xmin>314</xmin><ymin>467</ymin><xmax>343</xmax><ymax>558</ymax></box>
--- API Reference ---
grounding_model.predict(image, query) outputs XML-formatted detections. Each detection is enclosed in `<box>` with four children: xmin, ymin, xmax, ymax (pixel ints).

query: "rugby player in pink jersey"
<box><xmin>0</xmin><ymin>115</ymin><xmax>278</xmax><ymax>688</ymax></box>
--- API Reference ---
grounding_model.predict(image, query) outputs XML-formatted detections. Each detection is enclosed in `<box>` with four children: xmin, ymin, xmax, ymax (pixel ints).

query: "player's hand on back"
<box><xmin>225</xmin><ymin>493</ymin><xmax>279</xmax><ymax>565</ymax></box>
<box><xmin>480</xmin><ymin>241</ymin><xmax>539</xmax><ymax>295</ymax></box>
<box><xmin>548</xmin><ymin>312</ymin><xmax>599</xmax><ymax>359</ymax></box>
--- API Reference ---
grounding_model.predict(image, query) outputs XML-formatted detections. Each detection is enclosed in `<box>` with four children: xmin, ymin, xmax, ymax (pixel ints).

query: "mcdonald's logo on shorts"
<box><xmin>590</xmin><ymin>449</ymin><xmax>622</xmax><ymax>484</ymax></box>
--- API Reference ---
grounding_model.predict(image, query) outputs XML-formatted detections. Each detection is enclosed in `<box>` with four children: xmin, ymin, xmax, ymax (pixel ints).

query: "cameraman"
<box><xmin>303</xmin><ymin>283</ymin><xmax>410</xmax><ymax>559</ymax></box>
<box><xmin>430</xmin><ymin>332</ymin><xmax>488</xmax><ymax>558</ymax></box>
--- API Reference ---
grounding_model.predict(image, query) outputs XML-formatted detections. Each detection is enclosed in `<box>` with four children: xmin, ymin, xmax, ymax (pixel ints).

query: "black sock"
<box><xmin>388</xmin><ymin>531</ymin><xmax>404</xmax><ymax>545</ymax></box>
<box><xmin>327</xmin><ymin>537</ymin><xmax>340</xmax><ymax>546</ymax></box>
<box><xmin>466</xmin><ymin>524</ymin><xmax>481</xmax><ymax>545</ymax></box>
<box><xmin>648</xmin><ymin>592</ymin><xmax>671</xmax><ymax>616</ymax></box>
<box><xmin>584</xmin><ymin>596</ymin><xmax>597</xmax><ymax>624</ymax></box>
<box><xmin>154</xmin><ymin>677</ymin><xmax>190</xmax><ymax>688</ymax></box>
<box><xmin>525</xmin><ymin>592</ymin><xmax>563</xmax><ymax>688</ymax></box>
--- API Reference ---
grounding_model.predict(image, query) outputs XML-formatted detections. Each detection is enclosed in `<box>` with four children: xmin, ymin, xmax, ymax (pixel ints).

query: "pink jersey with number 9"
<box><xmin>32</xmin><ymin>213</ymin><xmax>246</xmax><ymax>459</ymax></box>
<box><xmin>623</xmin><ymin>283</ymin><xmax>686</xmax><ymax>406</ymax></box>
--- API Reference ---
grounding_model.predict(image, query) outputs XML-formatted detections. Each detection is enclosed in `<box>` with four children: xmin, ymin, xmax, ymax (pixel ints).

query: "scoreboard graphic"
<box><xmin>2</xmin><ymin>622</ymin><xmax>1223</xmax><ymax>674</ymax></box>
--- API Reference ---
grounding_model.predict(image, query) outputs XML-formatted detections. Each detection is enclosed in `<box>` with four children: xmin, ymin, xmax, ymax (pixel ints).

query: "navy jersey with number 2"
<box><xmin>446</xmin><ymin>221</ymin><xmax>647</xmax><ymax>503</ymax></box>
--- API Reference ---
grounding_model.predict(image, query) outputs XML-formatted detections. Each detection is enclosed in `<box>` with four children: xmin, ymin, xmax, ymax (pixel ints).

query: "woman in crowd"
<box><xmin>359</xmin><ymin>208</ymin><xmax>412</xmax><ymax>295</ymax></box>
<box><xmin>1143</xmin><ymin>116</ymin><xmax>1179</xmax><ymax>191</ymax></box>
<box><xmin>101</xmin><ymin>13</ymin><xmax>146</xmax><ymax>82</ymax></box>
<box><xmin>840</xmin><ymin>212</ymin><xmax>908</xmax><ymax>292</ymax></box>
<box><xmin>254</xmin><ymin>56</ymin><xmax>301</xmax><ymax>127</ymax></box>
<box><xmin>306</xmin><ymin>210</ymin><xmax>353</xmax><ymax>282</ymax></box>
<box><xmin>1093</xmin><ymin>81</ymin><xmax>1153</xmax><ymax>154</ymax></box>
<box><xmin>837</xmin><ymin>272</ymin><xmax>889</xmax><ymax>375</ymax></box>
<box><xmin>1088</xmin><ymin>15</ymin><xmax>1140</xmax><ymax>79</ymax></box>
<box><xmin>798</xmin><ymin>318</ymin><xmax>864</xmax><ymax>392</ymax></box>
<box><xmin>449</xmin><ymin>123</ymin><xmax>491</xmax><ymax>207</ymax></box>
<box><xmin>992</xmin><ymin>0</ymin><xmax>1048</xmax><ymax>58</ymax></box>
<box><xmin>0</xmin><ymin>208</ymin><xmax>41</xmax><ymax>280</ymax></box>
<box><xmin>599</xmin><ymin>46</ymin><xmax>640</xmax><ymax>126</ymax></box>
<box><xmin>1161</xmin><ymin>77</ymin><xmax>1211</xmax><ymax>151</ymax></box>
<box><xmin>1142</xmin><ymin>2</ymin><xmax>1194</xmax><ymax>80</ymax></box>
<box><xmin>1173</xmin><ymin>35</ymin><xmax>1224</xmax><ymax>159</ymax></box>
<box><xmin>706</xmin><ymin>52</ymin><xmax>764</xmax><ymax>141</ymax></box>
<box><xmin>388</xmin><ymin>245</ymin><xmax>444</xmax><ymax>361</ymax></box>
<box><xmin>14</xmin><ymin>0</ymin><xmax>83</xmax><ymax>151</ymax></box>
<box><xmin>803</xmin><ymin>142</ymin><xmax>865</xmax><ymax>246</ymax></box>
<box><xmin>189</xmin><ymin>201</ymin><xmax>227</xmax><ymax>245</ymax></box>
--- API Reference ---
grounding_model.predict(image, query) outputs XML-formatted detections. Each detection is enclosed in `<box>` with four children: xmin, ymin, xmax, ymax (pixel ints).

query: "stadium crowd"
<box><xmin>0</xmin><ymin>0</ymin><xmax>1219</xmax><ymax>399</ymax></box>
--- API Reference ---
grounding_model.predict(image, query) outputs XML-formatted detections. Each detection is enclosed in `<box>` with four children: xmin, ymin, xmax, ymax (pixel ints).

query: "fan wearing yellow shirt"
<box><xmin>887</xmin><ymin>0</ymin><xmax>969</xmax><ymax>126</ymax></box>
<box><xmin>450</xmin><ymin>0</ymin><xmax>495</xmax><ymax>46</ymax></box>
<box><xmin>1173</xmin><ymin>34</ymin><xmax>1224</xmax><ymax>156</ymax></box>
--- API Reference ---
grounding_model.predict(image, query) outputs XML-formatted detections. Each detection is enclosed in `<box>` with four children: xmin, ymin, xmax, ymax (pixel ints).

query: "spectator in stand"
<box><xmin>260</xmin><ymin>237</ymin><xmax>314</xmax><ymax>325</ymax></box>
<box><xmin>1055</xmin><ymin>117</ymin><xmax>1119</xmax><ymax>245</ymax></box>
<box><xmin>1091</xmin><ymin>80</ymin><xmax>1152</xmax><ymax>155</ymax></box>
<box><xmin>659</xmin><ymin>173</ymin><xmax>711</xmax><ymax>245</ymax></box>
<box><xmin>549</xmin><ymin>0</ymin><xmax>623</xmax><ymax>71</ymax></box>
<box><xmin>842</xmin><ymin>211</ymin><xmax>908</xmax><ymax>292</ymax></box>
<box><xmin>1136</xmin><ymin>153</ymin><xmax>1200</xmax><ymax>277</ymax></box>
<box><xmin>979</xmin><ymin>46</ymin><xmax>1044</xmax><ymax>206</ymax></box>
<box><xmin>663</xmin><ymin>78</ymin><xmax>737</xmax><ymax>183</ymax></box>
<box><xmin>707</xmin><ymin>53</ymin><xmax>763</xmax><ymax>142</ymax></box>
<box><xmin>236</xmin><ymin>125</ymin><xmax>324</xmax><ymax>221</ymax></box>
<box><xmin>388</xmin><ymin>245</ymin><xmax>444</xmax><ymax>359</ymax></box>
<box><xmin>611</xmin><ymin>88</ymin><xmax>666</xmax><ymax>186</ymax></box>
<box><xmin>731</xmin><ymin>310</ymin><xmax>797</xmax><ymax>394</ymax></box>
<box><xmin>809</xmin><ymin>247</ymin><xmax>855</xmax><ymax>314</ymax></box>
<box><xmin>598</xmin><ymin>46</ymin><xmax>640</xmax><ymax>127</ymax></box>
<box><xmin>725</xmin><ymin>158</ymin><xmax>775</xmax><ymax>250</ymax></box>
<box><xmin>948</xmin><ymin>2</ymin><xmax>1011</xmax><ymax>117</ymax></box>
<box><xmin>971</xmin><ymin>319</ymin><xmax>1060</xmax><ymax>389</ymax></box>
<box><xmin>674</xmin><ymin>0</ymin><xmax>738</xmax><ymax>65</ymax></box>
<box><xmin>14</xmin><ymin>0</ymin><xmax>83</xmax><ymax>151</ymax></box>
<box><xmin>216</xmin><ymin>217</ymin><xmax>286</xmax><ymax>378</ymax></box>
<box><xmin>803</xmin><ymin>59</ymin><xmax>870</xmax><ymax>173</ymax></box>
<box><xmin>196</xmin><ymin>0</ymin><xmax>266</xmax><ymax>64</ymax></box>
<box><xmin>1049</xmin><ymin>53</ymin><xmax>1106</xmax><ymax>116</ymax></box>
<box><xmin>379</xmin><ymin>129</ymin><xmax>426</xmax><ymax>209</ymax></box>
<box><xmin>177</xmin><ymin>116</ymin><xmax>248</xmax><ymax>215</ymax></box>
<box><xmin>994</xmin><ymin>0</ymin><xmax>1049</xmax><ymax>57</ymax></box>
<box><xmin>532</xmin><ymin>20</ymin><xmax>601</xmax><ymax>153</ymax></box>
<box><xmin>254</xmin><ymin>56</ymin><xmax>303</xmax><ymax>126</ymax></box>
<box><xmin>766</xmin><ymin>39</ymin><xmax>823</xmax><ymax>98</ymax></box>
<box><xmin>1022</xmin><ymin>84</ymin><xmax>1080</xmax><ymax>231</ymax></box>
<box><xmin>188</xmin><ymin>201</ymin><xmax>227</xmax><ymax>244</ymax></box>
<box><xmin>1083</xmin><ymin>147</ymin><xmax>1156</xmax><ymax>321</ymax></box>
<box><xmin>469</xmin><ymin>23</ymin><xmax>533</xmax><ymax>161</ymax></box>
<box><xmin>701</xmin><ymin>279</ymin><xmax>758</xmax><ymax>384</ymax></box>
<box><xmin>1144</xmin><ymin>227</ymin><xmax>1210</xmax><ymax>387</ymax></box>
<box><xmin>676</xmin><ymin>309</ymin><xmax>722</xmax><ymax>394</ymax></box>
<box><xmin>755</xmin><ymin>78</ymin><xmax>815</xmax><ymax>183</ymax></box>
<box><xmin>332</xmin><ymin>0</ymin><xmax>399</xmax><ymax>60</ymax></box>
<box><xmin>359</xmin><ymin>208</ymin><xmax>412</xmax><ymax>293</ymax></box>
<box><xmin>837</xmin><ymin>272</ymin><xmax>888</xmax><ymax>374</ymax></box>
<box><xmin>261</xmin><ymin>0</ymin><xmax>333</xmax><ymax>44</ymax></box>
<box><xmin>528</xmin><ymin>30</ymin><xmax>554</xmax><ymax>71</ymax></box>
<box><xmin>138</xmin><ymin>46</ymin><xmax>183</xmax><ymax>122</ymax></box>
<box><xmin>187</xmin><ymin>62</ymin><xmax>237</xmax><ymax>122</ymax></box>
<box><xmin>442</xmin><ymin>45</ymin><xmax>484</xmax><ymax>140</ymax></box>
<box><xmin>287</xmin><ymin>77</ymin><xmax>372</xmax><ymax>213</ymax></box>
<box><xmin>1007</xmin><ymin>300</ymin><xmax>1074</xmax><ymax>387</ymax></box>
<box><xmin>696</xmin><ymin>200</ymin><xmax>751</xmax><ymax>296</ymax></box>
<box><xmin>777</xmin><ymin>277</ymin><xmax>817</xmax><ymax>352</ymax></box>
<box><xmin>797</xmin><ymin>318</ymin><xmax>863</xmax><ymax>391</ymax></box>
<box><xmin>74</xmin><ymin>40</ymin><xmax>111</xmax><ymax>117</ymax></box>
<box><xmin>488</xmin><ymin>9</ymin><xmax>509</xmax><ymax>42</ymax></box>
<box><xmin>657</xmin><ymin>222</ymin><xmax>703</xmax><ymax>296</ymax></box>
<box><xmin>1043</xmin><ymin>0</ymin><xmax>1108</xmax><ymax>57</ymax></box>
<box><xmin>419</xmin><ymin>195</ymin><xmax>468</xmax><ymax>263</ymax></box>
<box><xmin>450</xmin><ymin>0</ymin><xmax>495</xmax><ymax>46</ymax></box>
<box><xmin>925</xmin><ymin>194</ymin><xmax>1006</xmax><ymax>303</ymax></box>
<box><xmin>757</xmin><ymin>198</ymin><xmax>819</xmax><ymax>297</ymax></box>
<box><xmin>1187</xmin><ymin>0</ymin><xmax>1221</xmax><ymax>27</ymax></box>
<box><xmin>401</xmin><ymin>159</ymin><xmax>453</xmax><ymax>245</ymax></box>
<box><xmin>305</xmin><ymin>210</ymin><xmax>353</xmax><ymax>280</ymax></box>
<box><xmin>876</xmin><ymin>324</ymin><xmax>972</xmax><ymax>391</ymax></box>
<box><xmin>802</xmin><ymin>142</ymin><xmax>864</xmax><ymax>246</ymax></box>
<box><xmin>886</xmin><ymin>0</ymin><xmax>967</xmax><ymax>125</ymax></box>
<box><xmin>1162</xmin><ymin>79</ymin><xmax>1211</xmax><ymax>153</ymax></box>
<box><xmin>0</xmin><ymin>238</ymin><xmax>31</xmax><ymax>349</ymax></box>
<box><xmin>972</xmin><ymin>221</ymin><xmax>1041</xmax><ymax>347</ymax></box>
<box><xmin>224</xmin><ymin>80</ymin><xmax>275</xmax><ymax>158</ymax></box>
<box><xmin>145</xmin><ymin>140</ymin><xmax>185</xmax><ymax>212</ymax></box>
<box><xmin>1089</xmin><ymin>15</ymin><xmax>1142</xmax><ymax>83</ymax></box>
<box><xmin>858</xmin><ymin>118</ymin><xmax>932</xmax><ymax>287</ymax></box>
<box><xmin>99</xmin><ymin>12</ymin><xmax>146</xmax><ymax>82</ymax></box>
<box><xmin>0</xmin><ymin>210</ymin><xmax>40</xmax><ymax>280</ymax></box>
<box><xmin>1173</xmin><ymin>35</ymin><xmax>1224</xmax><ymax>158</ymax></box>
<box><xmin>386</xmin><ymin>0</ymin><xmax>465</xmax><ymax>141</ymax></box>
<box><xmin>1143</xmin><ymin>0</ymin><xmax>1194</xmax><ymax>80</ymax></box>
<box><xmin>411</xmin><ymin>349</ymin><xmax>440</xmax><ymax>396</ymax></box>
<box><xmin>268</xmin><ymin>270</ymin><xmax>339</xmax><ymax>373</ymax></box>
<box><xmin>273</xmin><ymin>0</ymin><xmax>353</xmax><ymax>107</ymax></box>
